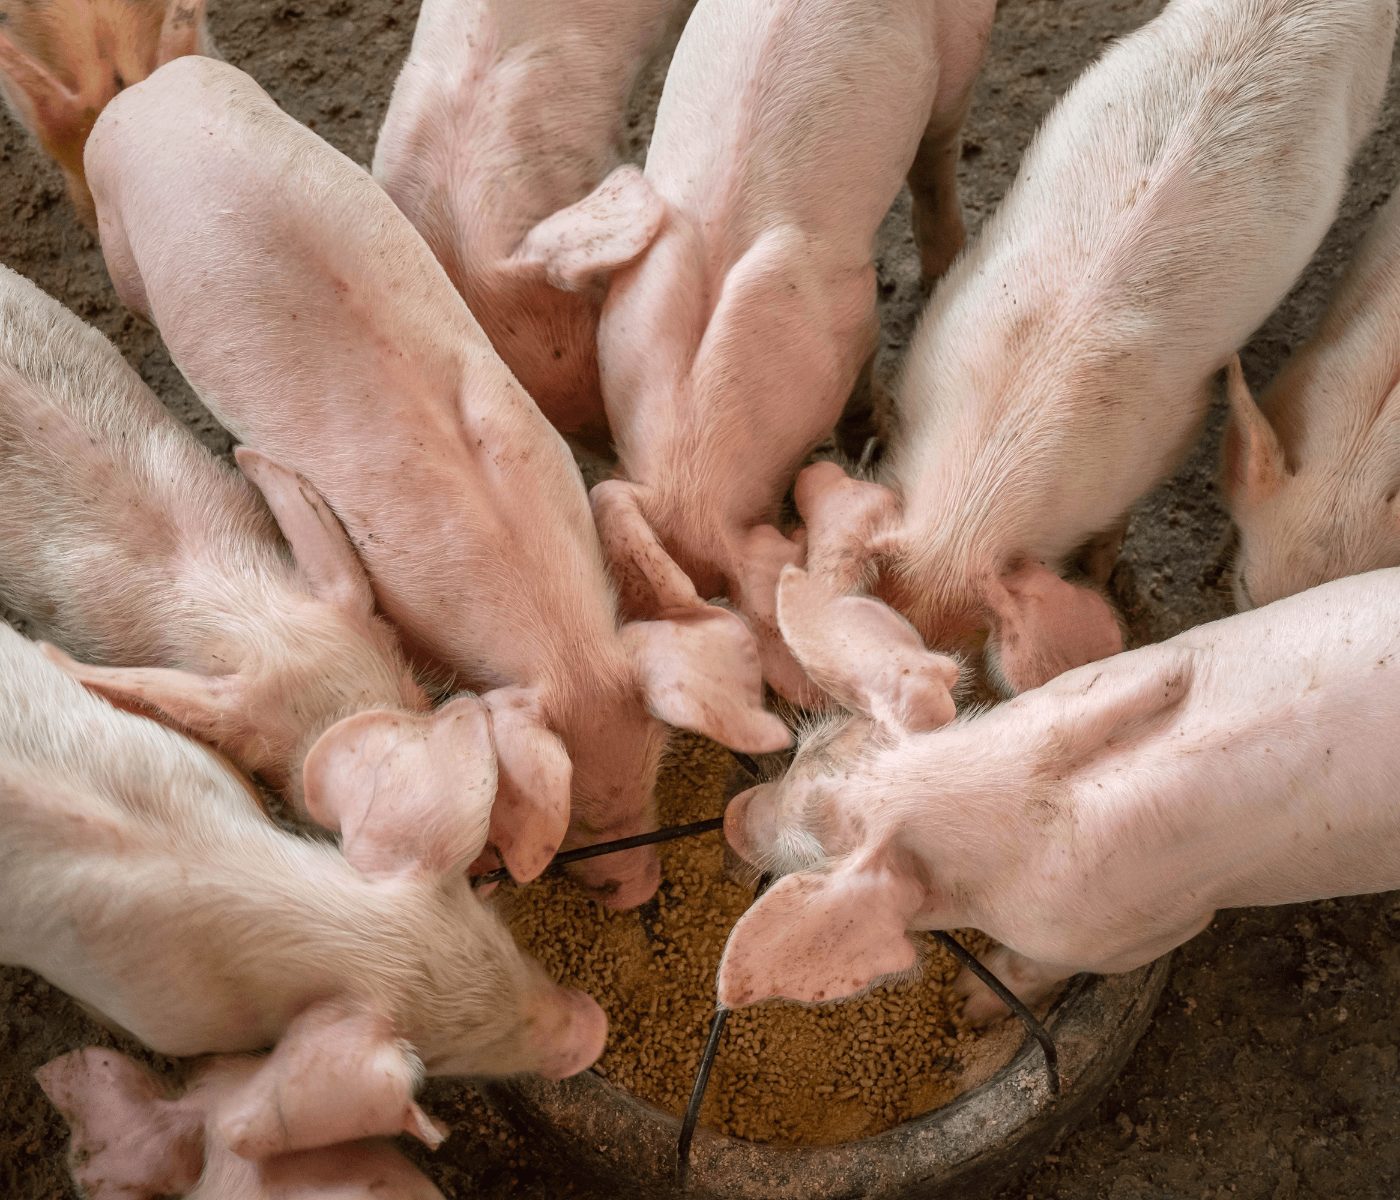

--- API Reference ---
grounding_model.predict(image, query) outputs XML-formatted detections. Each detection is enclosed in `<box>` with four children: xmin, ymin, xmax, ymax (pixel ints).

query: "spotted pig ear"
<box><xmin>36</xmin><ymin>1049</ymin><xmax>204</xmax><ymax>1198</ymax></box>
<box><xmin>717</xmin><ymin>852</ymin><xmax>926</xmax><ymax>1008</ymax></box>
<box><xmin>515</xmin><ymin>165</ymin><xmax>664</xmax><ymax>292</ymax></box>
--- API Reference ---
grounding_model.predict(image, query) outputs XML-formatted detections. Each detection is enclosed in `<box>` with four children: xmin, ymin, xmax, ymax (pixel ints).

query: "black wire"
<box><xmin>930</xmin><ymin>931</ymin><xmax>1061</xmax><ymax>1097</ymax></box>
<box><xmin>473</xmin><ymin>817</ymin><xmax>724</xmax><ymax>887</ymax></box>
<box><xmin>674</xmin><ymin>886</ymin><xmax>1060</xmax><ymax>1186</ymax></box>
<box><xmin>729</xmin><ymin>750</ymin><xmax>763</xmax><ymax>780</ymax></box>
<box><xmin>473</xmin><ymin>748</ymin><xmax>763</xmax><ymax>888</ymax></box>
<box><xmin>675</xmin><ymin>1005</ymin><xmax>729</xmax><ymax>1189</ymax></box>
<box><xmin>676</xmin><ymin>872</ymin><xmax>774</xmax><ymax>1188</ymax></box>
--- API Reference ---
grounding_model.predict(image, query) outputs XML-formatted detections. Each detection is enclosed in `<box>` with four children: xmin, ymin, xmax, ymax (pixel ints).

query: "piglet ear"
<box><xmin>215</xmin><ymin>1002</ymin><xmax>444</xmax><ymax>1161</ymax></box>
<box><xmin>482</xmin><ymin>687</ymin><xmax>573</xmax><ymax>883</ymax></box>
<box><xmin>36</xmin><ymin>1048</ymin><xmax>204</xmax><ymax>1200</ymax></box>
<box><xmin>624</xmin><ymin>608</ymin><xmax>792</xmax><ymax>754</ymax></box>
<box><xmin>302</xmin><ymin>696</ymin><xmax>496</xmax><ymax>877</ymax></box>
<box><xmin>235</xmin><ymin>446</ymin><xmax>377</xmax><ymax>620</ymax></box>
<box><xmin>983</xmin><ymin>562</ymin><xmax>1122</xmax><ymax>695</ymax></box>
<box><xmin>792</xmin><ymin>460</ymin><xmax>900</xmax><ymax>590</ymax></box>
<box><xmin>729</xmin><ymin>524</ymin><xmax>827</xmax><ymax>708</ymax></box>
<box><xmin>590</xmin><ymin>478</ymin><xmax>701</xmax><ymax>617</ymax></box>
<box><xmin>1220</xmin><ymin>356</ymin><xmax>1286</xmax><ymax>507</ymax></box>
<box><xmin>717</xmin><ymin>853</ymin><xmax>926</xmax><ymax>1008</ymax></box>
<box><xmin>515</xmin><ymin>164</ymin><xmax>665</xmax><ymax>292</ymax></box>
<box><xmin>158</xmin><ymin>0</ymin><xmax>214</xmax><ymax>63</ymax></box>
<box><xmin>39</xmin><ymin>643</ymin><xmax>243</xmax><ymax>738</ymax></box>
<box><xmin>776</xmin><ymin>566</ymin><xmax>959</xmax><ymax>733</ymax></box>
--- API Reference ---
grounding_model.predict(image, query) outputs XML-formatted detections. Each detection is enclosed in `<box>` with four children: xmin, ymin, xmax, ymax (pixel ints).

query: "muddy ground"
<box><xmin>2</xmin><ymin>0</ymin><xmax>1399</xmax><ymax>1196</ymax></box>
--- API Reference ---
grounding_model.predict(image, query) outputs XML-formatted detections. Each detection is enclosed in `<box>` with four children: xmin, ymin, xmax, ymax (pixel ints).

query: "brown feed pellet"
<box><xmin>506</xmin><ymin>732</ymin><xmax>1013</xmax><ymax>1147</ymax></box>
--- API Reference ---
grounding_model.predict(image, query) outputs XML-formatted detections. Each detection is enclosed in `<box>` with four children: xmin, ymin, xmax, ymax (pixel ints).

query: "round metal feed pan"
<box><xmin>486</xmin><ymin>956</ymin><xmax>1170</xmax><ymax>1200</ymax></box>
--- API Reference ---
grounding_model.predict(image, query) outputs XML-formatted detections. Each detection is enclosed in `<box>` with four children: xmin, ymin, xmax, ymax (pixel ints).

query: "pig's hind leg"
<box><xmin>907</xmin><ymin>0</ymin><xmax>997</xmax><ymax>285</ymax></box>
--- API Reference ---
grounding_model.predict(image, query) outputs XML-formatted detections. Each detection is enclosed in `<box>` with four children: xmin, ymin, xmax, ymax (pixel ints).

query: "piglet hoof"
<box><xmin>953</xmin><ymin>945</ymin><xmax>1062</xmax><ymax>1027</ymax></box>
<box><xmin>953</xmin><ymin>968</ymin><xmax>1011</xmax><ymax>1026</ymax></box>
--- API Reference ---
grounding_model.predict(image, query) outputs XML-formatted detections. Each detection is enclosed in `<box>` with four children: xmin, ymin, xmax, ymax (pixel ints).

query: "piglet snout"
<box><xmin>528</xmin><ymin>986</ymin><xmax>608</xmax><ymax>1081</ymax></box>
<box><xmin>723</xmin><ymin>784</ymin><xmax>774</xmax><ymax>865</ymax></box>
<box><xmin>567</xmin><ymin>845</ymin><xmax>661</xmax><ymax>911</ymax></box>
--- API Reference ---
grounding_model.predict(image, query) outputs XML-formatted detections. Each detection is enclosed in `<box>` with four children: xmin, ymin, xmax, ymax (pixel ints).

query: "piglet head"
<box><xmin>553</xmin><ymin>600</ymin><xmax>792</xmax><ymax>910</ymax></box>
<box><xmin>1221</xmin><ymin>356</ymin><xmax>1400</xmax><ymax>609</ymax></box>
<box><xmin>565</xmin><ymin>480</ymin><xmax>792</xmax><ymax>907</ymax></box>
<box><xmin>430</xmin><ymin>967</ymin><xmax>606</xmax><ymax>1082</ymax></box>
<box><xmin>720</xmin><ymin>585</ymin><xmax>952</xmax><ymax>878</ymax></box>
<box><xmin>411</xmin><ymin>890</ymin><xmax>608</xmax><ymax>1080</ymax></box>
<box><xmin>716</xmin><ymin>565</ymin><xmax>967</xmax><ymax>1007</ymax></box>
<box><xmin>552</xmin><ymin>693</ymin><xmax>667</xmax><ymax>910</ymax></box>
<box><xmin>296</xmin><ymin>689</ymin><xmax>603</xmax><ymax>1082</ymax></box>
<box><xmin>0</xmin><ymin>0</ymin><xmax>213</xmax><ymax>227</ymax></box>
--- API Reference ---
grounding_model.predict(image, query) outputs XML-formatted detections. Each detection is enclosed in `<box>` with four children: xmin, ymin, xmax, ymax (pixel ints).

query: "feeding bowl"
<box><xmin>485</xmin><ymin>956</ymin><xmax>1170</xmax><ymax>1200</ymax></box>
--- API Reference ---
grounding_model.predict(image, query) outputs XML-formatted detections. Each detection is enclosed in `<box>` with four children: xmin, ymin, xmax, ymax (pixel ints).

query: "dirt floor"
<box><xmin>2</xmin><ymin>0</ymin><xmax>1399</xmax><ymax>1196</ymax></box>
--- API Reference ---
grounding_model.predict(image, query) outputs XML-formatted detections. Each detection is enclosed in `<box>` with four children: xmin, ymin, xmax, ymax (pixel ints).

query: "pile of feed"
<box><xmin>506</xmin><ymin>733</ymin><xmax>1010</xmax><ymax>1147</ymax></box>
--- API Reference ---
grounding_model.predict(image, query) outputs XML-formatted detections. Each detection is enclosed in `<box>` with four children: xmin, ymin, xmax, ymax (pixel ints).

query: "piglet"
<box><xmin>86</xmin><ymin>57</ymin><xmax>790</xmax><ymax>908</ymax></box>
<box><xmin>0</xmin><ymin>262</ymin><xmax>501</xmax><ymax>880</ymax></box>
<box><xmin>0</xmin><ymin>0</ymin><xmax>212</xmax><ymax>224</ymax></box>
<box><xmin>786</xmin><ymin>0</ymin><xmax>1396</xmax><ymax>707</ymax></box>
<box><xmin>373</xmin><ymin>0</ymin><xmax>680</xmax><ymax>436</ymax></box>
<box><xmin>38</xmin><ymin>1048</ymin><xmax>447</xmax><ymax>1200</ymax></box>
<box><xmin>1225</xmin><ymin>187</ymin><xmax>1400</xmax><ymax>608</ymax></box>
<box><xmin>0</xmin><ymin>621</ymin><xmax>606</xmax><ymax>1127</ymax></box>
<box><xmin>588</xmin><ymin>0</ymin><xmax>995</xmax><ymax>698</ymax></box>
<box><xmin>720</xmin><ymin>568</ymin><xmax>1400</xmax><ymax>1019</ymax></box>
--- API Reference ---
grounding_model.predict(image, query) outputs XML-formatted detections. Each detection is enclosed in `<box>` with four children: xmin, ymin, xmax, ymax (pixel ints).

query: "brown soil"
<box><xmin>2</xmin><ymin>0</ymin><xmax>1399</xmax><ymax>1196</ymax></box>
